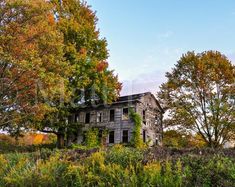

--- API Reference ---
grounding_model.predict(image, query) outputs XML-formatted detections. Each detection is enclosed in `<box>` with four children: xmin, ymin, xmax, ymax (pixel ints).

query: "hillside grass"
<box><xmin>0</xmin><ymin>144</ymin><xmax>234</xmax><ymax>186</ymax></box>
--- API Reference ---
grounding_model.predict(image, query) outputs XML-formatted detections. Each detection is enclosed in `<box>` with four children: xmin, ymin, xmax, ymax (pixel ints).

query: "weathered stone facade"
<box><xmin>71</xmin><ymin>92</ymin><xmax>164</xmax><ymax>146</ymax></box>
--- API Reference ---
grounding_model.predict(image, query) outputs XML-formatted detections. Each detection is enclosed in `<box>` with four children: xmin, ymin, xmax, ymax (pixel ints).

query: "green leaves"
<box><xmin>130</xmin><ymin>110</ymin><xmax>145</xmax><ymax>148</ymax></box>
<box><xmin>158</xmin><ymin>51</ymin><xmax>235</xmax><ymax>147</ymax></box>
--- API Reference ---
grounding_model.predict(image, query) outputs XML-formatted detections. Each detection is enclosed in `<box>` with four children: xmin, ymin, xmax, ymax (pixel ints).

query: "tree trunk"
<box><xmin>57</xmin><ymin>133</ymin><xmax>65</xmax><ymax>148</ymax></box>
<box><xmin>66</xmin><ymin>132</ymin><xmax>75</xmax><ymax>147</ymax></box>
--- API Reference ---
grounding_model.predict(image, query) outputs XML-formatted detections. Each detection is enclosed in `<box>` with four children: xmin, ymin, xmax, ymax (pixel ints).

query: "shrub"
<box><xmin>105</xmin><ymin>144</ymin><xmax>144</xmax><ymax>168</ymax></box>
<box><xmin>181</xmin><ymin>155</ymin><xmax>235</xmax><ymax>186</ymax></box>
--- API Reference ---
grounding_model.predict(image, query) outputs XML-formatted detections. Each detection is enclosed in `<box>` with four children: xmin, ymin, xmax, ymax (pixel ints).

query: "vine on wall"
<box><xmin>130</xmin><ymin>109</ymin><xmax>144</xmax><ymax>148</ymax></box>
<box><xmin>85</xmin><ymin>128</ymin><xmax>99</xmax><ymax>148</ymax></box>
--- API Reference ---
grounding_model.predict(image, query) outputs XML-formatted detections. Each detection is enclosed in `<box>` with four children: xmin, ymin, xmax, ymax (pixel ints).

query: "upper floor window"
<box><xmin>97</xmin><ymin>112</ymin><xmax>103</xmax><ymax>123</ymax></box>
<box><xmin>110</xmin><ymin>109</ymin><xmax>115</xmax><ymax>122</ymax></box>
<box><xmin>143</xmin><ymin>110</ymin><xmax>146</xmax><ymax>121</ymax></box>
<box><xmin>122</xmin><ymin>108</ymin><xmax>129</xmax><ymax>120</ymax></box>
<box><xmin>85</xmin><ymin>112</ymin><xmax>90</xmax><ymax>123</ymax></box>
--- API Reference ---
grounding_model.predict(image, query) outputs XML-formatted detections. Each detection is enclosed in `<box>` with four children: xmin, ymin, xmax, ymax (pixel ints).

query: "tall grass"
<box><xmin>0</xmin><ymin>146</ymin><xmax>234</xmax><ymax>186</ymax></box>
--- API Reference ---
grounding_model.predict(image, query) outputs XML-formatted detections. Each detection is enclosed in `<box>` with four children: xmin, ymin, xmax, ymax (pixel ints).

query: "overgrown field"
<box><xmin>0</xmin><ymin>145</ymin><xmax>235</xmax><ymax>187</ymax></box>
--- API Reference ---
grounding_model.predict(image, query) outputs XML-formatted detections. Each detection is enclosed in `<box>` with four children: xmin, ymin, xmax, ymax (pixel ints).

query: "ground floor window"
<box><xmin>85</xmin><ymin>112</ymin><xmax>90</xmax><ymax>123</ymax></box>
<box><xmin>156</xmin><ymin>136</ymin><xmax>159</xmax><ymax>145</ymax></box>
<box><xmin>122</xmin><ymin>130</ymin><xmax>129</xmax><ymax>143</ymax></box>
<box><xmin>98</xmin><ymin>130</ymin><xmax>103</xmax><ymax>140</ymax></box>
<box><xmin>109</xmin><ymin>131</ymin><xmax>115</xmax><ymax>144</ymax></box>
<box><xmin>75</xmin><ymin>114</ymin><xmax>79</xmax><ymax>122</ymax></box>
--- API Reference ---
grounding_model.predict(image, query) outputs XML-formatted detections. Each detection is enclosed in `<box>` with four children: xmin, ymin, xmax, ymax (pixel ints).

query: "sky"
<box><xmin>86</xmin><ymin>0</ymin><xmax>235</xmax><ymax>95</ymax></box>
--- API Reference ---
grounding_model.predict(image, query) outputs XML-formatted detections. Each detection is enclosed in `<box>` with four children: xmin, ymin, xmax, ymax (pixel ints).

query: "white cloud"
<box><xmin>120</xmin><ymin>70</ymin><xmax>167</xmax><ymax>96</ymax></box>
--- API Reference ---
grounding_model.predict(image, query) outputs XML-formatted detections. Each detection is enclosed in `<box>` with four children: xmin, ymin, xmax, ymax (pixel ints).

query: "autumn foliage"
<box><xmin>0</xmin><ymin>0</ymin><xmax>121</xmax><ymax>145</ymax></box>
<box><xmin>158</xmin><ymin>51</ymin><xmax>235</xmax><ymax>148</ymax></box>
<box><xmin>0</xmin><ymin>0</ymin><xmax>68</xmax><ymax>130</ymax></box>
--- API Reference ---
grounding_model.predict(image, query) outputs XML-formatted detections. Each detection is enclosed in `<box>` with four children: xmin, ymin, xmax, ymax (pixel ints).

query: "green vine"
<box><xmin>85</xmin><ymin>128</ymin><xmax>99</xmax><ymax>148</ymax></box>
<box><xmin>130</xmin><ymin>109</ymin><xmax>144</xmax><ymax>148</ymax></box>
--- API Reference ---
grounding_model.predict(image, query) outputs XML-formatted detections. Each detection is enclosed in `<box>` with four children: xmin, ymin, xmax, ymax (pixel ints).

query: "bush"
<box><xmin>105</xmin><ymin>144</ymin><xmax>144</xmax><ymax>168</ymax></box>
<box><xmin>181</xmin><ymin>155</ymin><xmax>235</xmax><ymax>186</ymax></box>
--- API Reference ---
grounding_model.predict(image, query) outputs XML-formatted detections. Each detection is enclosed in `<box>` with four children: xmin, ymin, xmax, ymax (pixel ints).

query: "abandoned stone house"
<box><xmin>71</xmin><ymin>92</ymin><xmax>164</xmax><ymax>146</ymax></box>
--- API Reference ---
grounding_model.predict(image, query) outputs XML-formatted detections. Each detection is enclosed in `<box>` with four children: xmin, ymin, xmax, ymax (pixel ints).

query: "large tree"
<box><xmin>0</xmin><ymin>0</ymin><xmax>69</xmax><ymax>135</ymax></box>
<box><xmin>158</xmin><ymin>51</ymin><xmax>235</xmax><ymax>148</ymax></box>
<box><xmin>37</xmin><ymin>0</ymin><xmax>122</xmax><ymax>147</ymax></box>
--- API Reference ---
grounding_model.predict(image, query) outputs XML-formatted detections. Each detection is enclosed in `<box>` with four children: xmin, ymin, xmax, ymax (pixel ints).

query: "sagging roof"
<box><xmin>117</xmin><ymin>92</ymin><xmax>151</xmax><ymax>102</ymax></box>
<box><xmin>75</xmin><ymin>92</ymin><xmax>164</xmax><ymax>113</ymax></box>
<box><xmin>116</xmin><ymin>92</ymin><xmax>164</xmax><ymax>113</ymax></box>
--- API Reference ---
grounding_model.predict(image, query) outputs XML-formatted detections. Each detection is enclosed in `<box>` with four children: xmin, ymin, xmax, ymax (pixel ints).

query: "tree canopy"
<box><xmin>0</xmin><ymin>0</ymin><xmax>69</xmax><ymax>135</ymax></box>
<box><xmin>158</xmin><ymin>51</ymin><xmax>235</xmax><ymax>148</ymax></box>
<box><xmin>37</xmin><ymin>0</ymin><xmax>121</xmax><ymax>148</ymax></box>
<box><xmin>0</xmin><ymin>0</ymin><xmax>122</xmax><ymax>146</ymax></box>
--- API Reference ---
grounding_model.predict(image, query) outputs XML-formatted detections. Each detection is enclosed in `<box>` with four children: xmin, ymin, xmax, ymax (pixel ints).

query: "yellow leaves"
<box><xmin>87</xmin><ymin>151</ymin><xmax>105</xmax><ymax>167</ymax></box>
<box><xmin>0</xmin><ymin>155</ymin><xmax>7</xmax><ymax>176</ymax></box>
<box><xmin>144</xmin><ymin>162</ymin><xmax>161</xmax><ymax>174</ymax></box>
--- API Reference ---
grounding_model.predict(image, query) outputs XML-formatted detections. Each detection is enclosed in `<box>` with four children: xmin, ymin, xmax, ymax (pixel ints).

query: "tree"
<box><xmin>158</xmin><ymin>51</ymin><xmax>235</xmax><ymax>148</ymax></box>
<box><xmin>0</xmin><ymin>0</ymin><xmax>68</xmax><ymax>135</ymax></box>
<box><xmin>163</xmin><ymin>130</ymin><xmax>188</xmax><ymax>148</ymax></box>
<box><xmin>37</xmin><ymin>0</ymin><xmax>122</xmax><ymax>148</ymax></box>
<box><xmin>163</xmin><ymin>130</ymin><xmax>206</xmax><ymax>148</ymax></box>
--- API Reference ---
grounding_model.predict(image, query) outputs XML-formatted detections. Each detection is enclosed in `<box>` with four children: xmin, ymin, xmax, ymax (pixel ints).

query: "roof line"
<box><xmin>119</xmin><ymin>92</ymin><xmax>151</xmax><ymax>98</ymax></box>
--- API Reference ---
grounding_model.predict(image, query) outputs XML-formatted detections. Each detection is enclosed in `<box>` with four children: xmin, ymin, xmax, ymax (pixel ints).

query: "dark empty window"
<box><xmin>122</xmin><ymin>108</ymin><xmax>129</xmax><ymax>120</ymax></box>
<box><xmin>143</xmin><ymin>130</ymin><xmax>146</xmax><ymax>143</ymax></box>
<box><xmin>110</xmin><ymin>109</ymin><xmax>115</xmax><ymax>122</ymax></box>
<box><xmin>85</xmin><ymin>113</ymin><xmax>90</xmax><ymax>123</ymax></box>
<box><xmin>109</xmin><ymin>131</ymin><xmax>115</xmax><ymax>144</ymax></box>
<box><xmin>98</xmin><ymin>130</ymin><xmax>103</xmax><ymax>140</ymax></box>
<box><xmin>122</xmin><ymin>130</ymin><xmax>129</xmax><ymax>143</ymax></box>
<box><xmin>143</xmin><ymin>110</ymin><xmax>146</xmax><ymax>120</ymax></box>
<box><xmin>156</xmin><ymin>139</ymin><xmax>158</xmax><ymax>145</ymax></box>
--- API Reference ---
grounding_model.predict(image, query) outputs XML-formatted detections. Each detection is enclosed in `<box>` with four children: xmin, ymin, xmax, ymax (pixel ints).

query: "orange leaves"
<box><xmin>79</xmin><ymin>48</ymin><xmax>87</xmax><ymax>56</ymax></box>
<box><xmin>33</xmin><ymin>134</ymin><xmax>44</xmax><ymax>144</ymax></box>
<box><xmin>47</xmin><ymin>13</ymin><xmax>55</xmax><ymax>25</ymax></box>
<box><xmin>96</xmin><ymin>61</ymin><xmax>108</xmax><ymax>72</ymax></box>
<box><xmin>0</xmin><ymin>0</ymin><xmax>68</xmax><ymax>129</ymax></box>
